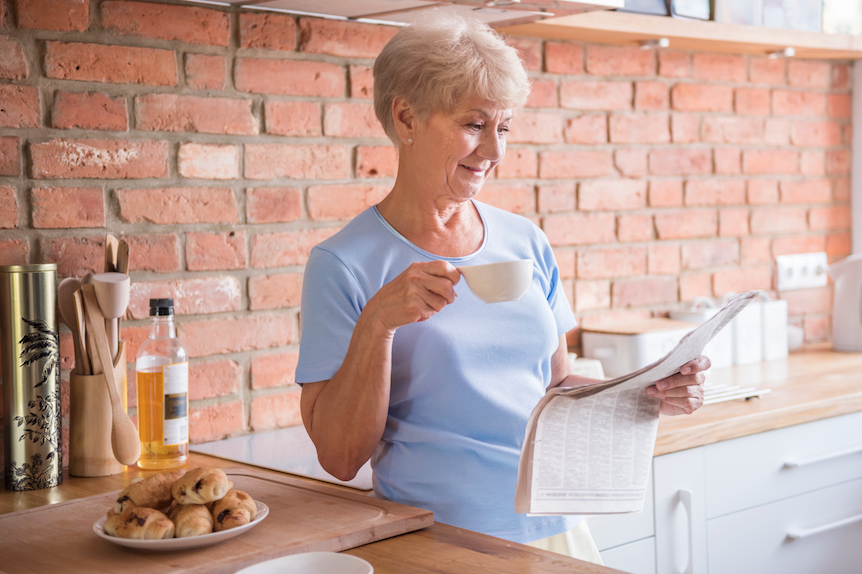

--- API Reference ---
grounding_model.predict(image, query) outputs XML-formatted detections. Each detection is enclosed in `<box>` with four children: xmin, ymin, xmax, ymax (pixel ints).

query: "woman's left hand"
<box><xmin>646</xmin><ymin>355</ymin><xmax>710</xmax><ymax>416</ymax></box>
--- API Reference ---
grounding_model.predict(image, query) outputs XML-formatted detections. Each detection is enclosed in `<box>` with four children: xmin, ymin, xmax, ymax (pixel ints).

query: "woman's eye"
<box><xmin>468</xmin><ymin>123</ymin><xmax>483</xmax><ymax>130</ymax></box>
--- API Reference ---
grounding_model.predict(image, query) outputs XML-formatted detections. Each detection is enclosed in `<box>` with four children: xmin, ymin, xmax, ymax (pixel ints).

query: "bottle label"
<box><xmin>162</xmin><ymin>362</ymin><xmax>189</xmax><ymax>447</ymax></box>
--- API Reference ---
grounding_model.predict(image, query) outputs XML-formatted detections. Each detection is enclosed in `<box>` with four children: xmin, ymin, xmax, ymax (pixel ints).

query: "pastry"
<box><xmin>114</xmin><ymin>470</ymin><xmax>185</xmax><ymax>513</ymax></box>
<box><xmin>105</xmin><ymin>507</ymin><xmax>175</xmax><ymax>540</ymax></box>
<box><xmin>172</xmin><ymin>467</ymin><xmax>233</xmax><ymax>505</ymax></box>
<box><xmin>103</xmin><ymin>508</ymin><xmax>124</xmax><ymax>537</ymax></box>
<box><xmin>210</xmin><ymin>490</ymin><xmax>257</xmax><ymax>532</ymax></box>
<box><xmin>169</xmin><ymin>503</ymin><xmax>213</xmax><ymax>538</ymax></box>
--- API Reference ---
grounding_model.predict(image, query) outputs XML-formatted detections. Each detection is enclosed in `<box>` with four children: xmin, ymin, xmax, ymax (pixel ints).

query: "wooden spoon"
<box><xmin>93</xmin><ymin>272</ymin><xmax>130</xmax><ymax>362</ymax></box>
<box><xmin>80</xmin><ymin>284</ymin><xmax>141</xmax><ymax>466</ymax></box>
<box><xmin>115</xmin><ymin>239</ymin><xmax>130</xmax><ymax>333</ymax></box>
<box><xmin>57</xmin><ymin>277</ymin><xmax>89</xmax><ymax>376</ymax></box>
<box><xmin>105</xmin><ymin>234</ymin><xmax>119</xmax><ymax>273</ymax></box>
<box><xmin>80</xmin><ymin>272</ymin><xmax>100</xmax><ymax>371</ymax></box>
<box><xmin>71</xmin><ymin>289</ymin><xmax>91</xmax><ymax>376</ymax></box>
<box><xmin>116</xmin><ymin>239</ymin><xmax>130</xmax><ymax>275</ymax></box>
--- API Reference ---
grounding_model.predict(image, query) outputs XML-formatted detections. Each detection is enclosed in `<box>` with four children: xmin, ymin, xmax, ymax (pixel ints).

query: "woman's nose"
<box><xmin>477</xmin><ymin>129</ymin><xmax>505</xmax><ymax>162</ymax></box>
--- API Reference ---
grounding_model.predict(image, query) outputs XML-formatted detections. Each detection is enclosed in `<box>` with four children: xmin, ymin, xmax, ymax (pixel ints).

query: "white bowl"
<box><xmin>235</xmin><ymin>552</ymin><xmax>373</xmax><ymax>574</ymax></box>
<box><xmin>457</xmin><ymin>259</ymin><xmax>533</xmax><ymax>304</ymax></box>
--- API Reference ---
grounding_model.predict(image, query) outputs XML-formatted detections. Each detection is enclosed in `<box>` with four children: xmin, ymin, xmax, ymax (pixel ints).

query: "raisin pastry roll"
<box><xmin>172</xmin><ymin>467</ymin><xmax>233</xmax><ymax>505</ymax></box>
<box><xmin>169</xmin><ymin>503</ymin><xmax>213</xmax><ymax>538</ymax></box>
<box><xmin>114</xmin><ymin>469</ymin><xmax>186</xmax><ymax>513</ymax></box>
<box><xmin>210</xmin><ymin>490</ymin><xmax>257</xmax><ymax>532</ymax></box>
<box><xmin>105</xmin><ymin>507</ymin><xmax>175</xmax><ymax>540</ymax></box>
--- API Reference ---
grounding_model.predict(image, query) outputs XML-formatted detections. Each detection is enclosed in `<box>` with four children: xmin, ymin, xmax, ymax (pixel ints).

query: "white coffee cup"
<box><xmin>456</xmin><ymin>259</ymin><xmax>533</xmax><ymax>304</ymax></box>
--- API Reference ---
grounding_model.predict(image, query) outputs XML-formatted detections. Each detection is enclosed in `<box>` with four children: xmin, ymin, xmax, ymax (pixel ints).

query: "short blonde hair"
<box><xmin>373</xmin><ymin>11</ymin><xmax>531</xmax><ymax>146</ymax></box>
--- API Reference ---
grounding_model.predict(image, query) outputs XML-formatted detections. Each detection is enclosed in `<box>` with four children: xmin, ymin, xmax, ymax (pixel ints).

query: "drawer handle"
<box><xmin>678</xmin><ymin>489</ymin><xmax>694</xmax><ymax>574</ymax></box>
<box><xmin>784</xmin><ymin>445</ymin><xmax>862</xmax><ymax>469</ymax></box>
<box><xmin>787</xmin><ymin>512</ymin><xmax>862</xmax><ymax>541</ymax></box>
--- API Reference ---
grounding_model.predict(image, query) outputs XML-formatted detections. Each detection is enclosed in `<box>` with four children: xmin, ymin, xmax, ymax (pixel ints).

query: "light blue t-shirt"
<box><xmin>295</xmin><ymin>200</ymin><xmax>581</xmax><ymax>543</ymax></box>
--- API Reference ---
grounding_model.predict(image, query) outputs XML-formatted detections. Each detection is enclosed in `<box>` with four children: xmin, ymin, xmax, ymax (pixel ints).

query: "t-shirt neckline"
<box><xmin>371</xmin><ymin>200</ymin><xmax>489</xmax><ymax>264</ymax></box>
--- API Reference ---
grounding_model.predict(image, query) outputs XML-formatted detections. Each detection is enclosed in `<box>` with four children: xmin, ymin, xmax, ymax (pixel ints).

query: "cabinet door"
<box><xmin>600</xmin><ymin>537</ymin><xmax>656</xmax><ymax>574</ymax></box>
<box><xmin>654</xmin><ymin>447</ymin><xmax>707</xmax><ymax>574</ymax></box>
<box><xmin>588</xmin><ymin>463</ymin><xmax>655</xmax><ymax>551</ymax></box>
<box><xmin>704</xmin><ymin>410</ymin><xmax>862</xmax><ymax>518</ymax></box>
<box><xmin>708</xmin><ymin>477</ymin><xmax>862</xmax><ymax>574</ymax></box>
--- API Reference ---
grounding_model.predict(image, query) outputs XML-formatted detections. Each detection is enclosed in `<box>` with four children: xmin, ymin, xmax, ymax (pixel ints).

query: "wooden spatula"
<box><xmin>115</xmin><ymin>239</ymin><xmax>130</xmax><ymax>334</ymax></box>
<box><xmin>116</xmin><ymin>238</ymin><xmax>130</xmax><ymax>275</ymax></box>
<box><xmin>105</xmin><ymin>234</ymin><xmax>119</xmax><ymax>273</ymax></box>
<box><xmin>58</xmin><ymin>278</ymin><xmax>86</xmax><ymax>375</ymax></box>
<box><xmin>71</xmin><ymin>289</ymin><xmax>92</xmax><ymax>376</ymax></box>
<box><xmin>80</xmin><ymin>284</ymin><xmax>141</xmax><ymax>466</ymax></box>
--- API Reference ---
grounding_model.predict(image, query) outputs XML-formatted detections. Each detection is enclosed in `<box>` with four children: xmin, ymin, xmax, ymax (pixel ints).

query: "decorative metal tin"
<box><xmin>0</xmin><ymin>264</ymin><xmax>62</xmax><ymax>491</ymax></box>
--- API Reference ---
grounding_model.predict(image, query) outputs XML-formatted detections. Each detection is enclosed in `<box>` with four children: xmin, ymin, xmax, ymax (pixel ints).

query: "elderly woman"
<box><xmin>296</xmin><ymin>12</ymin><xmax>708</xmax><ymax>561</ymax></box>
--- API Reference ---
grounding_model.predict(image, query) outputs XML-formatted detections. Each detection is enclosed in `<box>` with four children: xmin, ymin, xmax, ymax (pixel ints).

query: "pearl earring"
<box><xmin>407</xmin><ymin>138</ymin><xmax>413</xmax><ymax>143</ymax></box>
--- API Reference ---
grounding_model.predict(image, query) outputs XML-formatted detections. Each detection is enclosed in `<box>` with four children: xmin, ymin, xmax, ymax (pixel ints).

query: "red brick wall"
<box><xmin>0</xmin><ymin>0</ymin><xmax>852</xmax><ymax>460</ymax></box>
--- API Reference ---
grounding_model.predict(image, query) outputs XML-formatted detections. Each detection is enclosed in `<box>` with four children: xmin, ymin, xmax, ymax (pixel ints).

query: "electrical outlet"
<box><xmin>776</xmin><ymin>252</ymin><xmax>829</xmax><ymax>291</ymax></box>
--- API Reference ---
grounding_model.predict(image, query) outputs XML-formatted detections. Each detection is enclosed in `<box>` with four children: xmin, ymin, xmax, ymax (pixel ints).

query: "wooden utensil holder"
<box><xmin>69</xmin><ymin>342</ymin><xmax>130</xmax><ymax>477</ymax></box>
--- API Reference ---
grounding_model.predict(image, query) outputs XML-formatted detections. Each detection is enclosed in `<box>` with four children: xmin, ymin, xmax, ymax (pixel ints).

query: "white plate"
<box><xmin>93</xmin><ymin>501</ymin><xmax>268</xmax><ymax>550</ymax></box>
<box><xmin>235</xmin><ymin>552</ymin><xmax>373</xmax><ymax>574</ymax></box>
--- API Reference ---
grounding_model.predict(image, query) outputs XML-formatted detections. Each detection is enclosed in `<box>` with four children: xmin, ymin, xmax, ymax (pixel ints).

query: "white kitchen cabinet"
<box><xmin>654</xmin><ymin>447</ymin><xmax>708</xmax><ymax>574</ymax></box>
<box><xmin>588</xmin><ymin>467</ymin><xmax>655</xmax><ymax>552</ymax></box>
<box><xmin>600</xmin><ymin>537</ymin><xmax>656</xmax><ymax>574</ymax></box>
<box><xmin>707</xmin><ymin>477</ymin><xmax>862</xmax><ymax>574</ymax></box>
<box><xmin>583</xmin><ymin>411</ymin><xmax>862</xmax><ymax>573</ymax></box>
<box><xmin>589</xmin><ymin>465</ymin><xmax>656</xmax><ymax>573</ymax></box>
<box><xmin>703</xmin><ymin>410</ymin><xmax>862</xmax><ymax>519</ymax></box>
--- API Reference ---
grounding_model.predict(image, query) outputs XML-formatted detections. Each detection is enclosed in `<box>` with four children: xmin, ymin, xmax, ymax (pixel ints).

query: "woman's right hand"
<box><xmin>367</xmin><ymin>260</ymin><xmax>461</xmax><ymax>330</ymax></box>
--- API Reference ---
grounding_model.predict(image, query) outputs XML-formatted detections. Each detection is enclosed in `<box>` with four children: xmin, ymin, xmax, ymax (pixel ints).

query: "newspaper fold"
<box><xmin>515</xmin><ymin>291</ymin><xmax>759</xmax><ymax>515</ymax></box>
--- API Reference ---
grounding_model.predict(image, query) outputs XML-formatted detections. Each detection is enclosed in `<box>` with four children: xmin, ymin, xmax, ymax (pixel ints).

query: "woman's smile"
<box><xmin>460</xmin><ymin>164</ymin><xmax>488</xmax><ymax>176</ymax></box>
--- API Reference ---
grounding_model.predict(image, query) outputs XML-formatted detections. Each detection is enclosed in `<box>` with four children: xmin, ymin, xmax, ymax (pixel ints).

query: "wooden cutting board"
<box><xmin>0</xmin><ymin>467</ymin><xmax>433</xmax><ymax>573</ymax></box>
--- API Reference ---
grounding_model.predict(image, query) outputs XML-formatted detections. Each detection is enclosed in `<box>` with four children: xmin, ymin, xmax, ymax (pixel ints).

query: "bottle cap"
<box><xmin>149</xmin><ymin>298</ymin><xmax>175</xmax><ymax>316</ymax></box>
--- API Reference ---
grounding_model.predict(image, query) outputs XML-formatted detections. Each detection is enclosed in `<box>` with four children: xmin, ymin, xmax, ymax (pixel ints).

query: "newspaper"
<box><xmin>515</xmin><ymin>291</ymin><xmax>759</xmax><ymax>515</ymax></box>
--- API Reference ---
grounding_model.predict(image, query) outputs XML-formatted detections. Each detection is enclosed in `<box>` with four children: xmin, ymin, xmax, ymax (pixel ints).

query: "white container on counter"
<box><xmin>568</xmin><ymin>353</ymin><xmax>606</xmax><ymax>380</ymax></box>
<box><xmin>756</xmin><ymin>291</ymin><xmax>788</xmax><ymax>361</ymax></box>
<box><xmin>670</xmin><ymin>297</ymin><xmax>733</xmax><ymax>369</ymax></box>
<box><xmin>581</xmin><ymin>318</ymin><xmax>699</xmax><ymax>379</ymax></box>
<box><xmin>722</xmin><ymin>292</ymin><xmax>763</xmax><ymax>365</ymax></box>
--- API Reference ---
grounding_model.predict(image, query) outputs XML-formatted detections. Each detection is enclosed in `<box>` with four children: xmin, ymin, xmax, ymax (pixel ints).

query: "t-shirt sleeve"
<box><xmin>536</xmin><ymin>230</ymin><xmax>577</xmax><ymax>337</ymax></box>
<box><xmin>547</xmin><ymin>262</ymin><xmax>576</xmax><ymax>336</ymax></box>
<box><xmin>295</xmin><ymin>246</ymin><xmax>367</xmax><ymax>384</ymax></box>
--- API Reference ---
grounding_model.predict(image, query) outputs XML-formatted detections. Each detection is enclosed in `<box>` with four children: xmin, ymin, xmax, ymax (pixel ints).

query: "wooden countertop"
<box><xmin>655</xmin><ymin>343</ymin><xmax>862</xmax><ymax>456</ymax></box>
<box><xmin>4</xmin><ymin>345</ymin><xmax>856</xmax><ymax>571</ymax></box>
<box><xmin>0</xmin><ymin>454</ymin><xmax>617</xmax><ymax>574</ymax></box>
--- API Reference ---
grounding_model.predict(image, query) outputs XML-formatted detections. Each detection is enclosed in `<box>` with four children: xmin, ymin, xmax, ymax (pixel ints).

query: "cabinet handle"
<box><xmin>679</xmin><ymin>489</ymin><xmax>694</xmax><ymax>574</ymax></box>
<box><xmin>786</xmin><ymin>512</ymin><xmax>862</xmax><ymax>540</ymax></box>
<box><xmin>783</xmin><ymin>444</ymin><xmax>862</xmax><ymax>468</ymax></box>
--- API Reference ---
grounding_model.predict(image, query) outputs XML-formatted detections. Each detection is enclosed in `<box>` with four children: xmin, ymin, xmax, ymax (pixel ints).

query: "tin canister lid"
<box><xmin>0</xmin><ymin>263</ymin><xmax>57</xmax><ymax>273</ymax></box>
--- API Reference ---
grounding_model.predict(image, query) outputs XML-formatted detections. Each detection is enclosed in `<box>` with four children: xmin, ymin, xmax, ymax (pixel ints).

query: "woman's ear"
<box><xmin>392</xmin><ymin>96</ymin><xmax>415</xmax><ymax>146</ymax></box>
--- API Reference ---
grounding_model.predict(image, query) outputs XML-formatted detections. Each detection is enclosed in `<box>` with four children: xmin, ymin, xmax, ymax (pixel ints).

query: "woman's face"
<box><xmin>412</xmin><ymin>94</ymin><xmax>512</xmax><ymax>202</ymax></box>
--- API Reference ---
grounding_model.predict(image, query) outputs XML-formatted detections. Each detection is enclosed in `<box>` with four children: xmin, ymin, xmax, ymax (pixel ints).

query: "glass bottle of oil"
<box><xmin>136</xmin><ymin>298</ymin><xmax>189</xmax><ymax>469</ymax></box>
